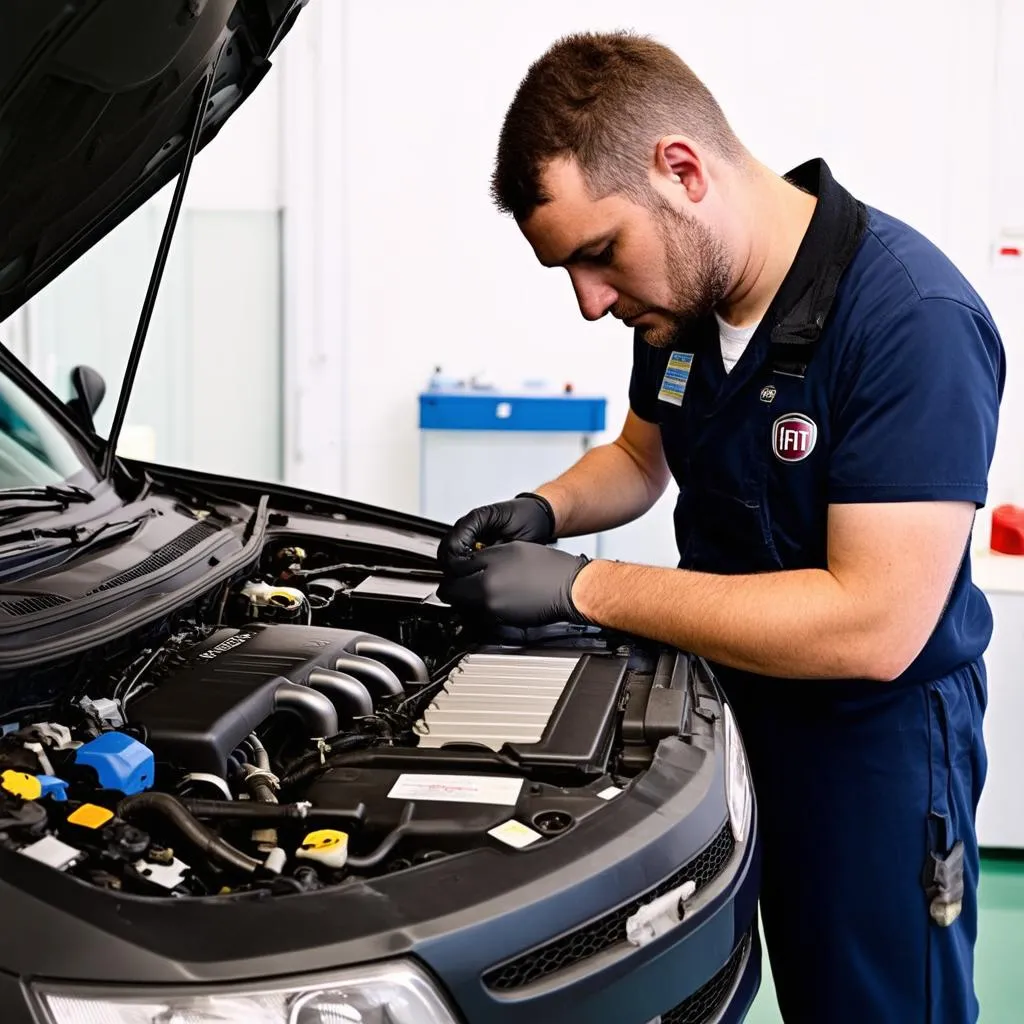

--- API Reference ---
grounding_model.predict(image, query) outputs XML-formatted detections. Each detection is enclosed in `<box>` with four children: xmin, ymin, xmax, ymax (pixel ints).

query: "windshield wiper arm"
<box><xmin>0</xmin><ymin>485</ymin><xmax>96</xmax><ymax>522</ymax></box>
<box><xmin>0</xmin><ymin>512</ymin><xmax>157</xmax><ymax>579</ymax></box>
<box><xmin>0</xmin><ymin>484</ymin><xmax>94</xmax><ymax>507</ymax></box>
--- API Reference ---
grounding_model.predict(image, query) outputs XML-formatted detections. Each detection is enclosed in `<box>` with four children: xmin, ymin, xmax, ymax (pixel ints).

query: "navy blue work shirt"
<box><xmin>629</xmin><ymin>159</ymin><xmax>1006</xmax><ymax>688</ymax></box>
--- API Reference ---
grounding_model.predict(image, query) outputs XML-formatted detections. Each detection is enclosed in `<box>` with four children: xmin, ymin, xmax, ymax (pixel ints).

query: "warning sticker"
<box><xmin>658</xmin><ymin>351</ymin><xmax>694</xmax><ymax>407</ymax></box>
<box><xmin>387</xmin><ymin>774</ymin><xmax>523</xmax><ymax>806</ymax></box>
<box><xmin>488</xmin><ymin>820</ymin><xmax>543</xmax><ymax>849</ymax></box>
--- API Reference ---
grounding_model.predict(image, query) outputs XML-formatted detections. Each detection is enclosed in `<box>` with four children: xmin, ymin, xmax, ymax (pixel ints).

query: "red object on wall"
<box><xmin>990</xmin><ymin>505</ymin><xmax>1024</xmax><ymax>555</ymax></box>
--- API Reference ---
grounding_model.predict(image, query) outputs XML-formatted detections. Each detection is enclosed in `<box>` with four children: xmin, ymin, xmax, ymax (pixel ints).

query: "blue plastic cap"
<box><xmin>74</xmin><ymin>733</ymin><xmax>155</xmax><ymax>796</ymax></box>
<box><xmin>36</xmin><ymin>775</ymin><xmax>69</xmax><ymax>802</ymax></box>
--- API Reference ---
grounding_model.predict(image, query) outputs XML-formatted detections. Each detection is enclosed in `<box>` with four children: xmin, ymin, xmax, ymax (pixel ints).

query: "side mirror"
<box><xmin>67</xmin><ymin>365</ymin><xmax>106</xmax><ymax>433</ymax></box>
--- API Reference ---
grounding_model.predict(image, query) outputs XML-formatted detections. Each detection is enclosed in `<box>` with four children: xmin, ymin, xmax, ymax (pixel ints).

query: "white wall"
<box><xmin>312</xmin><ymin>0</ymin><xmax>1022</xmax><ymax>564</ymax></box>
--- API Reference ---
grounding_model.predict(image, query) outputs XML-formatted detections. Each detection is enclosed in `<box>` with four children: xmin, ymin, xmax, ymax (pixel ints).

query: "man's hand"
<box><xmin>438</xmin><ymin>494</ymin><xmax>556</xmax><ymax>569</ymax></box>
<box><xmin>438</xmin><ymin>542</ymin><xmax>591</xmax><ymax>626</ymax></box>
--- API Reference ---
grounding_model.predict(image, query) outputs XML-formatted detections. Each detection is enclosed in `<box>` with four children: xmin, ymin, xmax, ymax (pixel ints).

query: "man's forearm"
<box><xmin>535</xmin><ymin>440</ymin><xmax>668</xmax><ymax>537</ymax></box>
<box><xmin>572</xmin><ymin>560</ymin><xmax>904</xmax><ymax>681</ymax></box>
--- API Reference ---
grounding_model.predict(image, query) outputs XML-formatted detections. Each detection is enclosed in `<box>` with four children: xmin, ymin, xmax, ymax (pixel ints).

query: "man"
<box><xmin>437</xmin><ymin>31</ymin><xmax>1005</xmax><ymax>1024</ymax></box>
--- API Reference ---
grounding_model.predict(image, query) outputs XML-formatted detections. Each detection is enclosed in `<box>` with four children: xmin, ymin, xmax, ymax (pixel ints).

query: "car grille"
<box><xmin>482</xmin><ymin>822</ymin><xmax>736</xmax><ymax>991</ymax></box>
<box><xmin>658</xmin><ymin>929</ymin><xmax>752</xmax><ymax>1024</ymax></box>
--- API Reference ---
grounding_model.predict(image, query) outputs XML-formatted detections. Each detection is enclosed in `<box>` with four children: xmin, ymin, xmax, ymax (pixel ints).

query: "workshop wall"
<box><xmin>327</xmin><ymin>0</ymin><xmax>1021</xmax><ymax>563</ymax></box>
<box><xmin>8</xmin><ymin>66</ymin><xmax>286</xmax><ymax>484</ymax></box>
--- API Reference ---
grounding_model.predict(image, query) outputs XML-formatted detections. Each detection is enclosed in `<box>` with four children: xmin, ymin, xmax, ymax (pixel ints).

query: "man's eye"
<box><xmin>589</xmin><ymin>244</ymin><xmax>615</xmax><ymax>266</ymax></box>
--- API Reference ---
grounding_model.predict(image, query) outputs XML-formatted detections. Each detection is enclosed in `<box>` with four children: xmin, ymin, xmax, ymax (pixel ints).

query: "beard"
<box><xmin>619</xmin><ymin>207</ymin><xmax>732</xmax><ymax>349</ymax></box>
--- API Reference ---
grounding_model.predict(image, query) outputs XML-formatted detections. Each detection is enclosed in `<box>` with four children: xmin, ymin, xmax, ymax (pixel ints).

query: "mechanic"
<box><xmin>437</xmin><ymin>31</ymin><xmax>1005</xmax><ymax>1024</ymax></box>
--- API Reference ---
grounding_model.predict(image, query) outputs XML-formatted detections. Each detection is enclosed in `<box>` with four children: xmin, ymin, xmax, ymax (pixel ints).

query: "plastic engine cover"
<box><xmin>128</xmin><ymin>624</ymin><xmax>386</xmax><ymax>776</ymax></box>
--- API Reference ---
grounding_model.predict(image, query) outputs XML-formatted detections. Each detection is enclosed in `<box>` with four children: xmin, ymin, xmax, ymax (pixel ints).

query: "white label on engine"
<box><xmin>387</xmin><ymin>774</ymin><xmax>523</xmax><ymax>806</ymax></box>
<box><xmin>488</xmin><ymin>819</ymin><xmax>542</xmax><ymax>849</ymax></box>
<box><xmin>598</xmin><ymin>786</ymin><xmax>623</xmax><ymax>801</ymax></box>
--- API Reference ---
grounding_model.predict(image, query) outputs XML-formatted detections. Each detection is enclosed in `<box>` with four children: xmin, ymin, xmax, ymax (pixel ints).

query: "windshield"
<box><xmin>0</xmin><ymin>363</ymin><xmax>90</xmax><ymax>489</ymax></box>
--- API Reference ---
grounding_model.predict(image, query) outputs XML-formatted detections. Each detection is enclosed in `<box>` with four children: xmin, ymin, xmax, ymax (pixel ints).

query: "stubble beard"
<box><xmin>637</xmin><ymin>209</ymin><xmax>733</xmax><ymax>349</ymax></box>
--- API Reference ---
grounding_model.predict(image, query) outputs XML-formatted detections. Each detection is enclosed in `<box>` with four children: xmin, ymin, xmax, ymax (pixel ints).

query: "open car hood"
<box><xmin>0</xmin><ymin>0</ymin><xmax>306</xmax><ymax>324</ymax></box>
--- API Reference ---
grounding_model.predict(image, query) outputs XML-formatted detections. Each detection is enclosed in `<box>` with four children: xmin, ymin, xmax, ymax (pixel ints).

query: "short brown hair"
<box><xmin>491</xmin><ymin>31</ymin><xmax>744</xmax><ymax>221</ymax></box>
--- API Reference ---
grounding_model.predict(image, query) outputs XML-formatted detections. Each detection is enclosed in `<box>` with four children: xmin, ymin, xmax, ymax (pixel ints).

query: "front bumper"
<box><xmin>5</xmin><ymin>819</ymin><xmax>759</xmax><ymax>1024</ymax></box>
<box><xmin>449</xmin><ymin>801</ymin><xmax>760</xmax><ymax>1024</ymax></box>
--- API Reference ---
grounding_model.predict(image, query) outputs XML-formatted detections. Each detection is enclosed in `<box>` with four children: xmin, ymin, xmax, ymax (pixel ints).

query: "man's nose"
<box><xmin>569</xmin><ymin>270</ymin><xmax>617</xmax><ymax>322</ymax></box>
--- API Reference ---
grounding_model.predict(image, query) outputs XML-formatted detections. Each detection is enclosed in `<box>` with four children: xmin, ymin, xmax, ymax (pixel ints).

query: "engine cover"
<box><xmin>128</xmin><ymin>624</ymin><xmax>407</xmax><ymax>776</ymax></box>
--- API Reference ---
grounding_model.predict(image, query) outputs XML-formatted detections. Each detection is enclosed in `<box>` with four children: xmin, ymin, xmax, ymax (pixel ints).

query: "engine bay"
<box><xmin>0</xmin><ymin>531</ymin><xmax>691</xmax><ymax>901</ymax></box>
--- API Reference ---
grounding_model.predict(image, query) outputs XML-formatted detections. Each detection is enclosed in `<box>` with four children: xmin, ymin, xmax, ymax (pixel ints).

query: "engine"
<box><xmin>0</xmin><ymin>538</ymin><xmax>686</xmax><ymax>900</ymax></box>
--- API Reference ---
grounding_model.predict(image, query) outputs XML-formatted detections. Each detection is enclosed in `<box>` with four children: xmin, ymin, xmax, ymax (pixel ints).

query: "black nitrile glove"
<box><xmin>438</xmin><ymin>541</ymin><xmax>591</xmax><ymax>627</ymax></box>
<box><xmin>438</xmin><ymin>493</ymin><xmax>556</xmax><ymax>570</ymax></box>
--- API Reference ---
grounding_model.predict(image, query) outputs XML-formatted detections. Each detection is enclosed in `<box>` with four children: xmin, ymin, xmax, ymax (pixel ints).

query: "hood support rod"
<box><xmin>101</xmin><ymin>60</ymin><xmax>220</xmax><ymax>479</ymax></box>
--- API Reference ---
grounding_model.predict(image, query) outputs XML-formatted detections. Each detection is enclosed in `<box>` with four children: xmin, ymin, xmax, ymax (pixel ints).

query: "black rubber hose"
<box><xmin>346</xmin><ymin>803</ymin><xmax>468</xmax><ymax>870</ymax></box>
<box><xmin>280</xmin><ymin>734</ymin><xmax>378</xmax><ymax>789</ymax></box>
<box><xmin>248</xmin><ymin>734</ymin><xmax>272</xmax><ymax>772</ymax></box>
<box><xmin>182</xmin><ymin>799</ymin><xmax>367</xmax><ymax>825</ymax></box>
<box><xmin>117</xmin><ymin>792</ymin><xmax>261</xmax><ymax>874</ymax></box>
<box><xmin>310</xmin><ymin>746</ymin><xmax>525</xmax><ymax>774</ymax></box>
<box><xmin>0</xmin><ymin>801</ymin><xmax>46</xmax><ymax>831</ymax></box>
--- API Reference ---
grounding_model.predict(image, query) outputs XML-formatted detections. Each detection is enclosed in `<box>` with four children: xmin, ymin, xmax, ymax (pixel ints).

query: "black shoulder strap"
<box><xmin>769</xmin><ymin>195</ymin><xmax>869</xmax><ymax>379</ymax></box>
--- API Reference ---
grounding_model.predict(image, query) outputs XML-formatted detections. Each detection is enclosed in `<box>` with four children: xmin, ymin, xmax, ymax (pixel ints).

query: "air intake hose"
<box><xmin>118</xmin><ymin>792</ymin><xmax>261</xmax><ymax>874</ymax></box>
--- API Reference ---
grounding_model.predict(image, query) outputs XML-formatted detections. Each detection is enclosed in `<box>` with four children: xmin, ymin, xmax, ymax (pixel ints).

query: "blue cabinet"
<box><xmin>419</xmin><ymin>391</ymin><xmax>607</xmax><ymax>558</ymax></box>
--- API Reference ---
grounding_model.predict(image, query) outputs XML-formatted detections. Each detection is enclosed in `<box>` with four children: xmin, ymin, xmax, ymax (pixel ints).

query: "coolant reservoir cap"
<box><xmin>297</xmin><ymin>829</ymin><xmax>349</xmax><ymax>869</ymax></box>
<box><xmin>1</xmin><ymin>770</ymin><xmax>42</xmax><ymax>801</ymax></box>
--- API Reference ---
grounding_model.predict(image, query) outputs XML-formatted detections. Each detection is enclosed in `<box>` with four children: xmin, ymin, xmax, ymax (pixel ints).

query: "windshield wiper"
<box><xmin>0</xmin><ymin>510</ymin><xmax>157</xmax><ymax>581</ymax></box>
<box><xmin>0</xmin><ymin>485</ymin><xmax>95</xmax><ymax>523</ymax></box>
<box><xmin>0</xmin><ymin>484</ymin><xmax>94</xmax><ymax>507</ymax></box>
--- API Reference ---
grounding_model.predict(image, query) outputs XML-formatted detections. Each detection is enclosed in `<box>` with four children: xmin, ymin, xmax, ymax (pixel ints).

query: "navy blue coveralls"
<box><xmin>629</xmin><ymin>160</ymin><xmax>1005</xmax><ymax>1023</ymax></box>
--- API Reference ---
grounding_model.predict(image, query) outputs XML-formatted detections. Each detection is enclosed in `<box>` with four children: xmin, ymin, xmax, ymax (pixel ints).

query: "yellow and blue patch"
<box><xmin>658</xmin><ymin>351</ymin><xmax>694</xmax><ymax>407</ymax></box>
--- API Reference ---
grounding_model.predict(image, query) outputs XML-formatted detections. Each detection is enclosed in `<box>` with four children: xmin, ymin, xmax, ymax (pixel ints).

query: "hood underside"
<box><xmin>0</xmin><ymin>0</ymin><xmax>305</xmax><ymax>324</ymax></box>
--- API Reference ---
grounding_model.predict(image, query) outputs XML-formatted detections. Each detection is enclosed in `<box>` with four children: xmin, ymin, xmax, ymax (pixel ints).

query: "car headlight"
<box><xmin>29</xmin><ymin>959</ymin><xmax>459</xmax><ymax>1024</ymax></box>
<box><xmin>722</xmin><ymin>701</ymin><xmax>752</xmax><ymax>844</ymax></box>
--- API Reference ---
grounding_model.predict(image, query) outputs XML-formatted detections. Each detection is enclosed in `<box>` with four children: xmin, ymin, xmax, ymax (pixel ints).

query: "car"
<box><xmin>0</xmin><ymin>3</ymin><xmax>760</xmax><ymax>1023</ymax></box>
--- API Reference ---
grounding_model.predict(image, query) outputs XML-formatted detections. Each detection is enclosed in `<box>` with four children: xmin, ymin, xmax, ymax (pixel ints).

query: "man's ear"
<box><xmin>653</xmin><ymin>136</ymin><xmax>708</xmax><ymax>203</ymax></box>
